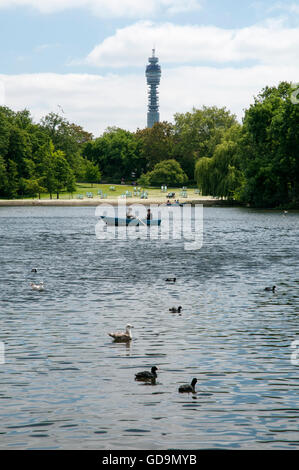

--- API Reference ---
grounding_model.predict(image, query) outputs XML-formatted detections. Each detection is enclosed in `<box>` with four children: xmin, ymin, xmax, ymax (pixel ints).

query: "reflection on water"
<box><xmin>0</xmin><ymin>206</ymin><xmax>298</xmax><ymax>449</ymax></box>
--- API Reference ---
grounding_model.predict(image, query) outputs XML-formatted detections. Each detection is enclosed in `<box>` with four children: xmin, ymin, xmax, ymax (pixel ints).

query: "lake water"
<box><xmin>0</xmin><ymin>206</ymin><xmax>298</xmax><ymax>449</ymax></box>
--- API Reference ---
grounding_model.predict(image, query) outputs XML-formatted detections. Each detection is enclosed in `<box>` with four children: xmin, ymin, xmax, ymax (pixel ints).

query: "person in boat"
<box><xmin>147</xmin><ymin>209</ymin><xmax>152</xmax><ymax>220</ymax></box>
<box><xmin>126</xmin><ymin>208</ymin><xmax>135</xmax><ymax>219</ymax></box>
<box><xmin>166</xmin><ymin>199</ymin><xmax>171</xmax><ymax>205</ymax></box>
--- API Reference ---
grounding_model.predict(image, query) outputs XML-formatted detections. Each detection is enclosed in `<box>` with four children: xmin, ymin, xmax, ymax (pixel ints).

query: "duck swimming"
<box><xmin>264</xmin><ymin>286</ymin><xmax>276</xmax><ymax>292</ymax></box>
<box><xmin>178</xmin><ymin>378</ymin><xmax>197</xmax><ymax>393</ymax></box>
<box><xmin>135</xmin><ymin>366</ymin><xmax>158</xmax><ymax>381</ymax></box>
<box><xmin>31</xmin><ymin>268</ymin><xmax>37</xmax><ymax>273</ymax></box>
<box><xmin>30</xmin><ymin>281</ymin><xmax>44</xmax><ymax>291</ymax></box>
<box><xmin>108</xmin><ymin>324</ymin><xmax>133</xmax><ymax>342</ymax></box>
<box><xmin>166</xmin><ymin>278</ymin><xmax>176</xmax><ymax>282</ymax></box>
<box><xmin>169</xmin><ymin>306</ymin><xmax>182</xmax><ymax>313</ymax></box>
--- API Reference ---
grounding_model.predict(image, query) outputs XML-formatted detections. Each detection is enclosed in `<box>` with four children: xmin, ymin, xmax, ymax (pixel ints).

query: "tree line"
<box><xmin>0</xmin><ymin>109</ymin><xmax>100</xmax><ymax>199</ymax></box>
<box><xmin>0</xmin><ymin>81</ymin><xmax>298</xmax><ymax>207</ymax></box>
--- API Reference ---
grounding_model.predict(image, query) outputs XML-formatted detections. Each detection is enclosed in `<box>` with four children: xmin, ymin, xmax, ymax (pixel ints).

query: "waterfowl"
<box><xmin>135</xmin><ymin>366</ymin><xmax>158</xmax><ymax>381</ymax></box>
<box><xmin>169</xmin><ymin>306</ymin><xmax>182</xmax><ymax>313</ymax></box>
<box><xmin>31</xmin><ymin>268</ymin><xmax>37</xmax><ymax>273</ymax></box>
<box><xmin>264</xmin><ymin>286</ymin><xmax>276</xmax><ymax>292</ymax></box>
<box><xmin>166</xmin><ymin>278</ymin><xmax>176</xmax><ymax>282</ymax></box>
<box><xmin>108</xmin><ymin>324</ymin><xmax>133</xmax><ymax>342</ymax></box>
<box><xmin>30</xmin><ymin>281</ymin><xmax>44</xmax><ymax>291</ymax></box>
<box><xmin>178</xmin><ymin>378</ymin><xmax>197</xmax><ymax>393</ymax></box>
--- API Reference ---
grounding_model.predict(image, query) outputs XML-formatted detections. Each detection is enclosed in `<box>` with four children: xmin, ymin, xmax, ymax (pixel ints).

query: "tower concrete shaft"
<box><xmin>145</xmin><ymin>49</ymin><xmax>161</xmax><ymax>128</ymax></box>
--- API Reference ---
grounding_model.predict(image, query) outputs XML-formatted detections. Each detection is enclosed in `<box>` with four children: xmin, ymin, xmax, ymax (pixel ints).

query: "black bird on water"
<box><xmin>166</xmin><ymin>278</ymin><xmax>176</xmax><ymax>282</ymax></box>
<box><xmin>178</xmin><ymin>378</ymin><xmax>197</xmax><ymax>393</ymax></box>
<box><xmin>264</xmin><ymin>286</ymin><xmax>276</xmax><ymax>292</ymax></box>
<box><xmin>31</xmin><ymin>268</ymin><xmax>37</xmax><ymax>273</ymax></box>
<box><xmin>135</xmin><ymin>366</ymin><xmax>158</xmax><ymax>381</ymax></box>
<box><xmin>169</xmin><ymin>306</ymin><xmax>182</xmax><ymax>313</ymax></box>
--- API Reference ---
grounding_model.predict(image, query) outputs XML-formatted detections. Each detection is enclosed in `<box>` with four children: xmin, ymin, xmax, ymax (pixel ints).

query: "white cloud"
<box><xmin>0</xmin><ymin>72</ymin><xmax>146</xmax><ymax>135</ymax></box>
<box><xmin>0</xmin><ymin>0</ymin><xmax>201</xmax><ymax>17</ymax></box>
<box><xmin>84</xmin><ymin>20</ymin><xmax>299</xmax><ymax>67</ymax></box>
<box><xmin>0</xmin><ymin>79</ymin><xmax>5</xmax><ymax>105</ymax></box>
<box><xmin>268</xmin><ymin>2</ymin><xmax>299</xmax><ymax>15</ymax></box>
<box><xmin>1</xmin><ymin>62</ymin><xmax>298</xmax><ymax>136</ymax></box>
<box><xmin>161</xmin><ymin>64</ymin><xmax>299</xmax><ymax>118</ymax></box>
<box><xmin>34</xmin><ymin>43</ymin><xmax>60</xmax><ymax>52</ymax></box>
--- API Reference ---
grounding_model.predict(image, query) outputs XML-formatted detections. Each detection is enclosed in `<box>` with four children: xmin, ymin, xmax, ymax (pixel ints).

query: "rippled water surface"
<box><xmin>0</xmin><ymin>206</ymin><xmax>298</xmax><ymax>449</ymax></box>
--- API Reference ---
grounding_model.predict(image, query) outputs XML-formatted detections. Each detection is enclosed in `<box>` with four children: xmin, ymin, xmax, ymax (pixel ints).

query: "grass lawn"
<box><xmin>30</xmin><ymin>183</ymin><xmax>200</xmax><ymax>200</ymax></box>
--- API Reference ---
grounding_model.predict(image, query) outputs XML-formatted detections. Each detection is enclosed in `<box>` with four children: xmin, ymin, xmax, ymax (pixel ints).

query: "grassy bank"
<box><xmin>0</xmin><ymin>183</ymin><xmax>229</xmax><ymax>206</ymax></box>
<box><xmin>9</xmin><ymin>183</ymin><xmax>203</xmax><ymax>202</ymax></box>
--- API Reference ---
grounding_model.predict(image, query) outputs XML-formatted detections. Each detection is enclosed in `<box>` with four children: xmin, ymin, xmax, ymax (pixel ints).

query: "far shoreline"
<box><xmin>0</xmin><ymin>197</ymin><xmax>240</xmax><ymax>207</ymax></box>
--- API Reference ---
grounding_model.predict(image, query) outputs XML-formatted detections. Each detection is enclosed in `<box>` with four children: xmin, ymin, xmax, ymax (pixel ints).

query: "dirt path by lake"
<box><xmin>0</xmin><ymin>196</ymin><xmax>236</xmax><ymax>207</ymax></box>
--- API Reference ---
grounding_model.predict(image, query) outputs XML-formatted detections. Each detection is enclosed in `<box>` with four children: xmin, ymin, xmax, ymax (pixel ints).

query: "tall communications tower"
<box><xmin>145</xmin><ymin>49</ymin><xmax>161</xmax><ymax>128</ymax></box>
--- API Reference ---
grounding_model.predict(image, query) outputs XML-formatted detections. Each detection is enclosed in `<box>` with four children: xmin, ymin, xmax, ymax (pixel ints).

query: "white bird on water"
<box><xmin>30</xmin><ymin>281</ymin><xmax>44</xmax><ymax>291</ymax></box>
<box><xmin>108</xmin><ymin>324</ymin><xmax>133</xmax><ymax>342</ymax></box>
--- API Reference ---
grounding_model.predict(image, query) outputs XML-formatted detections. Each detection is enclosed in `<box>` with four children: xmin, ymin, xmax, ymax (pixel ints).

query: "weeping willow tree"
<box><xmin>194</xmin><ymin>125</ymin><xmax>244</xmax><ymax>199</ymax></box>
<box><xmin>194</xmin><ymin>157</ymin><xmax>213</xmax><ymax>195</ymax></box>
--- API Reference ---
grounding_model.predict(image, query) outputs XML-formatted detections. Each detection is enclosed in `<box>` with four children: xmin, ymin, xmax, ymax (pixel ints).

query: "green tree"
<box><xmin>0</xmin><ymin>156</ymin><xmax>8</xmax><ymax>196</ymax></box>
<box><xmin>194</xmin><ymin>157</ymin><xmax>213</xmax><ymax>196</ymax></box>
<box><xmin>83</xmin><ymin>127</ymin><xmax>144</xmax><ymax>181</ymax></box>
<box><xmin>66</xmin><ymin>172</ymin><xmax>77</xmax><ymax>196</ymax></box>
<box><xmin>195</xmin><ymin>124</ymin><xmax>244</xmax><ymax>199</ymax></box>
<box><xmin>135</xmin><ymin>122</ymin><xmax>174</xmax><ymax>171</ymax></box>
<box><xmin>143</xmin><ymin>159</ymin><xmax>188</xmax><ymax>186</ymax></box>
<box><xmin>38</xmin><ymin>142</ymin><xmax>75</xmax><ymax>199</ymax></box>
<box><xmin>7</xmin><ymin>127</ymin><xmax>32</xmax><ymax>177</ymax></box>
<box><xmin>6</xmin><ymin>160</ymin><xmax>19</xmax><ymax>198</ymax></box>
<box><xmin>84</xmin><ymin>159</ymin><xmax>101</xmax><ymax>187</ymax></box>
<box><xmin>173</xmin><ymin>106</ymin><xmax>237</xmax><ymax>181</ymax></box>
<box><xmin>40</xmin><ymin>112</ymin><xmax>93</xmax><ymax>177</ymax></box>
<box><xmin>137</xmin><ymin>173</ymin><xmax>150</xmax><ymax>187</ymax></box>
<box><xmin>37</xmin><ymin>142</ymin><xmax>56</xmax><ymax>199</ymax></box>
<box><xmin>238</xmin><ymin>82</ymin><xmax>299</xmax><ymax>207</ymax></box>
<box><xmin>0</xmin><ymin>107</ymin><xmax>11</xmax><ymax>157</ymax></box>
<box><xmin>21</xmin><ymin>178</ymin><xmax>46</xmax><ymax>198</ymax></box>
<box><xmin>52</xmin><ymin>150</ymin><xmax>75</xmax><ymax>199</ymax></box>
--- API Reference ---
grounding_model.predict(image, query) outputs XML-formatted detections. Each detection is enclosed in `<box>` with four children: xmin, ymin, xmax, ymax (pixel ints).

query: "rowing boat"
<box><xmin>100</xmin><ymin>216</ymin><xmax>162</xmax><ymax>227</ymax></box>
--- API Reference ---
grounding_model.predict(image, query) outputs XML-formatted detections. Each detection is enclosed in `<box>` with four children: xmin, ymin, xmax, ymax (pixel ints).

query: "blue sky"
<box><xmin>0</xmin><ymin>0</ymin><xmax>298</xmax><ymax>135</ymax></box>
